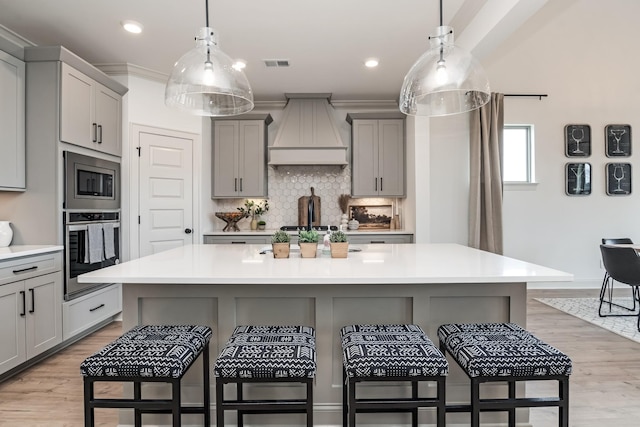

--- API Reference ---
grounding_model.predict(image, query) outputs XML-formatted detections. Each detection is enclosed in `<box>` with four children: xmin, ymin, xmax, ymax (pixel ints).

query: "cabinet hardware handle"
<box><xmin>380</xmin><ymin>177</ymin><xmax>383</xmax><ymax>191</ymax></box>
<box><xmin>89</xmin><ymin>304</ymin><xmax>105</xmax><ymax>312</ymax></box>
<box><xmin>13</xmin><ymin>265</ymin><xmax>38</xmax><ymax>274</ymax></box>
<box><xmin>231</xmin><ymin>241</ymin><xmax>246</xmax><ymax>244</ymax></box>
<box><xmin>371</xmin><ymin>240</ymin><xmax>385</xmax><ymax>244</ymax></box>
<box><xmin>234</xmin><ymin>178</ymin><xmax>237</xmax><ymax>191</ymax></box>
<box><xmin>97</xmin><ymin>125</ymin><xmax>103</xmax><ymax>144</ymax></box>
<box><xmin>375</xmin><ymin>177</ymin><xmax>378</xmax><ymax>191</ymax></box>
<box><xmin>92</xmin><ymin>123</ymin><xmax>97</xmax><ymax>142</ymax></box>
<box><xmin>29</xmin><ymin>288</ymin><xmax>35</xmax><ymax>314</ymax></box>
<box><xmin>20</xmin><ymin>291</ymin><xmax>26</xmax><ymax>317</ymax></box>
<box><xmin>240</xmin><ymin>178</ymin><xmax>243</xmax><ymax>192</ymax></box>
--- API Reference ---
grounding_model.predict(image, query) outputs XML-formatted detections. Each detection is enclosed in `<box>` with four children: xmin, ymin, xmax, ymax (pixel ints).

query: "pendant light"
<box><xmin>165</xmin><ymin>0</ymin><xmax>254</xmax><ymax>116</ymax></box>
<box><xmin>399</xmin><ymin>0</ymin><xmax>490</xmax><ymax>117</ymax></box>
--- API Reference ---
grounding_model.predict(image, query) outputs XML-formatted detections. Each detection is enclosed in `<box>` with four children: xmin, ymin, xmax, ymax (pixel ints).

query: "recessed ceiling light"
<box><xmin>122</xmin><ymin>20</ymin><xmax>143</xmax><ymax>34</ymax></box>
<box><xmin>232</xmin><ymin>60</ymin><xmax>247</xmax><ymax>71</ymax></box>
<box><xmin>365</xmin><ymin>58</ymin><xmax>379</xmax><ymax>68</ymax></box>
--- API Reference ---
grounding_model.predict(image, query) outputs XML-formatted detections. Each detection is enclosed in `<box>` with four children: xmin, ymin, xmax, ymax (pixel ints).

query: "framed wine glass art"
<box><xmin>565</xmin><ymin>124</ymin><xmax>591</xmax><ymax>157</ymax></box>
<box><xmin>605</xmin><ymin>124</ymin><xmax>631</xmax><ymax>157</ymax></box>
<box><xmin>606</xmin><ymin>163</ymin><xmax>631</xmax><ymax>195</ymax></box>
<box><xmin>565</xmin><ymin>162</ymin><xmax>591</xmax><ymax>196</ymax></box>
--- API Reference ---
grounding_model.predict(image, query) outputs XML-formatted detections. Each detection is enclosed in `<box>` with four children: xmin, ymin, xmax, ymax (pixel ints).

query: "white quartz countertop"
<box><xmin>79</xmin><ymin>243</ymin><xmax>572</xmax><ymax>285</ymax></box>
<box><xmin>0</xmin><ymin>245</ymin><xmax>63</xmax><ymax>261</ymax></box>
<box><xmin>203</xmin><ymin>229</ymin><xmax>413</xmax><ymax>236</ymax></box>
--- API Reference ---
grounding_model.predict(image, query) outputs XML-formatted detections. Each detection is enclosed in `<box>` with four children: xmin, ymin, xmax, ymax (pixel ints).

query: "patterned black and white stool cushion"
<box><xmin>80</xmin><ymin>325</ymin><xmax>212</xmax><ymax>379</ymax></box>
<box><xmin>341</xmin><ymin>324</ymin><xmax>449</xmax><ymax>378</ymax></box>
<box><xmin>214</xmin><ymin>325</ymin><xmax>316</xmax><ymax>379</ymax></box>
<box><xmin>438</xmin><ymin>323</ymin><xmax>572</xmax><ymax>378</ymax></box>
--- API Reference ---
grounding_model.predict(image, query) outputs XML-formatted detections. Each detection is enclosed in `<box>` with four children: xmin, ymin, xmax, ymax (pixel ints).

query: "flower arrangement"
<box><xmin>237</xmin><ymin>199</ymin><xmax>269</xmax><ymax>219</ymax></box>
<box><xmin>338</xmin><ymin>194</ymin><xmax>350</xmax><ymax>215</ymax></box>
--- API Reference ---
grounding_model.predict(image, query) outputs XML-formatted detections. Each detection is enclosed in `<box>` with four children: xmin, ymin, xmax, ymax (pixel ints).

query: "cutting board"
<box><xmin>298</xmin><ymin>187</ymin><xmax>321</xmax><ymax>228</ymax></box>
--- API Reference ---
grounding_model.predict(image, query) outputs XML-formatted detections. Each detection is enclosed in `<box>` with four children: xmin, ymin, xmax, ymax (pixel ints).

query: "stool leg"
<box><xmin>559</xmin><ymin>378</ymin><xmax>569</xmax><ymax>427</ymax></box>
<box><xmin>437</xmin><ymin>377</ymin><xmax>446</xmax><ymax>427</ymax></box>
<box><xmin>172</xmin><ymin>379</ymin><xmax>181</xmax><ymax>427</ymax></box>
<box><xmin>134</xmin><ymin>381</ymin><xmax>142</xmax><ymax>427</ymax></box>
<box><xmin>216</xmin><ymin>379</ymin><xmax>224</xmax><ymax>427</ymax></box>
<box><xmin>508</xmin><ymin>380</ymin><xmax>516</xmax><ymax>427</ymax></box>
<box><xmin>342</xmin><ymin>368</ymin><xmax>348</xmax><ymax>427</ymax></box>
<box><xmin>411</xmin><ymin>380</ymin><xmax>418</xmax><ymax>427</ymax></box>
<box><xmin>348</xmin><ymin>378</ymin><xmax>356</xmax><ymax>427</ymax></box>
<box><xmin>83</xmin><ymin>378</ymin><xmax>94</xmax><ymax>427</ymax></box>
<box><xmin>203</xmin><ymin>345</ymin><xmax>211</xmax><ymax>426</ymax></box>
<box><xmin>471</xmin><ymin>378</ymin><xmax>480</xmax><ymax>427</ymax></box>
<box><xmin>237</xmin><ymin>382</ymin><xmax>244</xmax><ymax>427</ymax></box>
<box><xmin>307</xmin><ymin>378</ymin><xmax>314</xmax><ymax>427</ymax></box>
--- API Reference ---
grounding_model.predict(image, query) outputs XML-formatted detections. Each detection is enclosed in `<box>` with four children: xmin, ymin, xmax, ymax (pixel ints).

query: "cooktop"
<box><xmin>279</xmin><ymin>225</ymin><xmax>338</xmax><ymax>232</ymax></box>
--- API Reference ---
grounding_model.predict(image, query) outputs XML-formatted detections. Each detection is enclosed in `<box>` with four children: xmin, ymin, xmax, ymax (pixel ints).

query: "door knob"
<box><xmin>185</xmin><ymin>228</ymin><xmax>192</xmax><ymax>234</ymax></box>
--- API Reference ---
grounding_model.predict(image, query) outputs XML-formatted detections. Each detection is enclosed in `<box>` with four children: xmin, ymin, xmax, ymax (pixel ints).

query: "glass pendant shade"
<box><xmin>400</xmin><ymin>26</ymin><xmax>490</xmax><ymax>117</ymax></box>
<box><xmin>165</xmin><ymin>27</ymin><xmax>254</xmax><ymax>116</ymax></box>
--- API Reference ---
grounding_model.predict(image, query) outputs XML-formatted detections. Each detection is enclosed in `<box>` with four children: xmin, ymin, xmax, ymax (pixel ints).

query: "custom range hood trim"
<box><xmin>268</xmin><ymin>93</ymin><xmax>348</xmax><ymax>168</ymax></box>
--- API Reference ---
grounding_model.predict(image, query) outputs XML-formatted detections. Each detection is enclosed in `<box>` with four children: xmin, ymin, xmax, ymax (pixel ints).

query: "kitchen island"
<box><xmin>80</xmin><ymin>243</ymin><xmax>572</xmax><ymax>426</ymax></box>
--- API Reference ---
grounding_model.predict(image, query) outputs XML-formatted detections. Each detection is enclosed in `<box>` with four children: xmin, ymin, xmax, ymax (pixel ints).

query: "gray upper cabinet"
<box><xmin>212</xmin><ymin>114</ymin><xmax>272</xmax><ymax>198</ymax></box>
<box><xmin>60</xmin><ymin>63</ymin><xmax>122</xmax><ymax>156</ymax></box>
<box><xmin>348</xmin><ymin>113</ymin><xmax>405</xmax><ymax>197</ymax></box>
<box><xmin>0</xmin><ymin>50</ymin><xmax>25</xmax><ymax>191</ymax></box>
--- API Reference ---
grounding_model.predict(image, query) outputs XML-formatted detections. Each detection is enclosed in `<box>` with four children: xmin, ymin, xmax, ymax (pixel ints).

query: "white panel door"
<box><xmin>138</xmin><ymin>127</ymin><xmax>194</xmax><ymax>257</ymax></box>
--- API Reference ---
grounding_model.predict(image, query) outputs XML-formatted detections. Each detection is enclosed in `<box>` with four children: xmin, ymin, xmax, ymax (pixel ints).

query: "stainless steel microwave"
<box><xmin>64</xmin><ymin>151</ymin><xmax>120</xmax><ymax>210</ymax></box>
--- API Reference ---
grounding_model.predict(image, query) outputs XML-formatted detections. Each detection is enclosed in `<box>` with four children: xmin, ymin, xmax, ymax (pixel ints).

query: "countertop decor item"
<box><xmin>238</xmin><ymin>199</ymin><xmax>269</xmax><ymax>230</ymax></box>
<box><xmin>298</xmin><ymin>229</ymin><xmax>320</xmax><ymax>258</ymax></box>
<box><xmin>329</xmin><ymin>230</ymin><xmax>348</xmax><ymax>258</ymax></box>
<box><xmin>165</xmin><ymin>0</ymin><xmax>254</xmax><ymax>116</ymax></box>
<box><xmin>271</xmin><ymin>230</ymin><xmax>291</xmax><ymax>258</ymax></box>
<box><xmin>298</xmin><ymin>187</ymin><xmax>321</xmax><ymax>229</ymax></box>
<box><xmin>0</xmin><ymin>221</ymin><xmax>13</xmax><ymax>247</ymax></box>
<box><xmin>350</xmin><ymin>205</ymin><xmax>392</xmax><ymax>229</ymax></box>
<box><xmin>339</xmin><ymin>194</ymin><xmax>350</xmax><ymax>230</ymax></box>
<box><xmin>399</xmin><ymin>0</ymin><xmax>490</xmax><ymax>117</ymax></box>
<box><xmin>215</xmin><ymin>212</ymin><xmax>246</xmax><ymax>232</ymax></box>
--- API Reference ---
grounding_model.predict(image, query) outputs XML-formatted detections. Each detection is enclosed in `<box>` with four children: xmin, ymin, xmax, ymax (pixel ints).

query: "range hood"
<box><xmin>268</xmin><ymin>93</ymin><xmax>348</xmax><ymax>167</ymax></box>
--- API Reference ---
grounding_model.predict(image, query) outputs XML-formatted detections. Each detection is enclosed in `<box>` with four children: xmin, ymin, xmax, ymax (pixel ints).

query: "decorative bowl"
<box><xmin>215</xmin><ymin>212</ymin><xmax>246</xmax><ymax>232</ymax></box>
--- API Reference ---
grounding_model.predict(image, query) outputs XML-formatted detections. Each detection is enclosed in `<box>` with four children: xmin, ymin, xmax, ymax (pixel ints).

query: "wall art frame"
<box><xmin>605</xmin><ymin>124</ymin><xmax>632</xmax><ymax>157</ymax></box>
<box><xmin>565</xmin><ymin>162</ymin><xmax>591</xmax><ymax>196</ymax></box>
<box><xmin>565</xmin><ymin>124</ymin><xmax>591</xmax><ymax>157</ymax></box>
<box><xmin>606</xmin><ymin>162</ymin><xmax>631</xmax><ymax>195</ymax></box>
<box><xmin>349</xmin><ymin>205</ymin><xmax>392</xmax><ymax>229</ymax></box>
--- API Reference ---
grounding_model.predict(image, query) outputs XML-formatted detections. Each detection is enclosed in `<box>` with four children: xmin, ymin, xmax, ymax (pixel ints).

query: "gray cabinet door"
<box><xmin>25</xmin><ymin>272</ymin><xmax>62</xmax><ymax>359</ymax></box>
<box><xmin>0</xmin><ymin>280</ymin><xmax>27</xmax><ymax>375</ymax></box>
<box><xmin>0</xmin><ymin>51</ymin><xmax>25</xmax><ymax>190</ymax></box>
<box><xmin>212</xmin><ymin>120</ymin><xmax>267</xmax><ymax>198</ymax></box>
<box><xmin>60</xmin><ymin>63</ymin><xmax>122</xmax><ymax>156</ymax></box>
<box><xmin>351</xmin><ymin>119</ymin><xmax>405</xmax><ymax>197</ymax></box>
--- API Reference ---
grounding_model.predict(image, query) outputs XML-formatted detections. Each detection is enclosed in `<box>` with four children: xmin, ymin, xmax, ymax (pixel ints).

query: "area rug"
<box><xmin>535</xmin><ymin>297</ymin><xmax>640</xmax><ymax>344</ymax></box>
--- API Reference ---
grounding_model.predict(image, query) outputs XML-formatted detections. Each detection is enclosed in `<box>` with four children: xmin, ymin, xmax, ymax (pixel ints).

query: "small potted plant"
<box><xmin>329</xmin><ymin>230</ymin><xmax>349</xmax><ymax>258</ymax></box>
<box><xmin>271</xmin><ymin>230</ymin><xmax>291</xmax><ymax>258</ymax></box>
<box><xmin>257</xmin><ymin>220</ymin><xmax>266</xmax><ymax>230</ymax></box>
<box><xmin>298</xmin><ymin>229</ymin><xmax>320</xmax><ymax>258</ymax></box>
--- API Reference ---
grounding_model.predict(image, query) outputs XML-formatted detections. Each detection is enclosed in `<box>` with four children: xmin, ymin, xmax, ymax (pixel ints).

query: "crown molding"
<box><xmin>95</xmin><ymin>63</ymin><xmax>168</xmax><ymax>83</ymax></box>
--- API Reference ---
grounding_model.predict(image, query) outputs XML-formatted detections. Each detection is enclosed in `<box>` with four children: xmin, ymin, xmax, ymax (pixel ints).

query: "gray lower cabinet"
<box><xmin>348</xmin><ymin>114</ymin><xmax>405</xmax><ymax>197</ymax></box>
<box><xmin>0</xmin><ymin>252</ymin><xmax>63</xmax><ymax>376</ymax></box>
<box><xmin>204</xmin><ymin>235</ymin><xmax>271</xmax><ymax>245</ymax></box>
<box><xmin>212</xmin><ymin>114</ymin><xmax>272</xmax><ymax>198</ymax></box>
<box><xmin>348</xmin><ymin>234</ymin><xmax>413</xmax><ymax>244</ymax></box>
<box><xmin>0</xmin><ymin>50</ymin><xmax>25</xmax><ymax>191</ymax></box>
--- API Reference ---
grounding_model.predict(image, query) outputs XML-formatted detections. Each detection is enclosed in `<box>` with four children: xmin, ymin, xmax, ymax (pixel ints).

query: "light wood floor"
<box><xmin>1</xmin><ymin>289</ymin><xmax>639</xmax><ymax>426</ymax></box>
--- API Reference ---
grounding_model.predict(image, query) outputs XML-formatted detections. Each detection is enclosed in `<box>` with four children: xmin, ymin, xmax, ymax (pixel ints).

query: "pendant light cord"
<box><xmin>205</xmin><ymin>0</ymin><xmax>210</xmax><ymax>28</ymax></box>
<box><xmin>439</xmin><ymin>0</ymin><xmax>443</xmax><ymax>27</ymax></box>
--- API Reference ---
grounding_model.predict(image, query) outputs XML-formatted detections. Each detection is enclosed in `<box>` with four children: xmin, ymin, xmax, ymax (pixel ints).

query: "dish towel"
<box><xmin>103</xmin><ymin>223</ymin><xmax>116</xmax><ymax>259</ymax></box>
<box><xmin>86</xmin><ymin>223</ymin><xmax>104</xmax><ymax>264</ymax></box>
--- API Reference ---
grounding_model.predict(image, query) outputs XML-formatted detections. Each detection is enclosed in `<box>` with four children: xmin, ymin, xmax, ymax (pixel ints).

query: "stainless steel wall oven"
<box><xmin>64</xmin><ymin>211</ymin><xmax>120</xmax><ymax>300</ymax></box>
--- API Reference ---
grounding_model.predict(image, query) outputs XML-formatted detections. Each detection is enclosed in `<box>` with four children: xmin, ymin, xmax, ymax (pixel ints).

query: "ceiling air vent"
<box><xmin>264</xmin><ymin>59</ymin><xmax>290</xmax><ymax>68</ymax></box>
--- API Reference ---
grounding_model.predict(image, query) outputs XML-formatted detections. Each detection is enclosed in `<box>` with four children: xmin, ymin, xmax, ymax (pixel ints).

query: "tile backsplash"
<box><xmin>212</xmin><ymin>165</ymin><xmax>400</xmax><ymax>230</ymax></box>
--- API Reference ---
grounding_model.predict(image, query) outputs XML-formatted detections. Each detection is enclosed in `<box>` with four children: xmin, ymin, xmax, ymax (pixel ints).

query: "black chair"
<box><xmin>599</xmin><ymin>238</ymin><xmax>639</xmax><ymax>316</ymax></box>
<box><xmin>599</xmin><ymin>245</ymin><xmax>640</xmax><ymax>331</ymax></box>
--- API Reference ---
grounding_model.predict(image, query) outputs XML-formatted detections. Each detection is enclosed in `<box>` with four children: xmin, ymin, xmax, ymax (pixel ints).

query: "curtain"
<box><xmin>468</xmin><ymin>93</ymin><xmax>504</xmax><ymax>254</ymax></box>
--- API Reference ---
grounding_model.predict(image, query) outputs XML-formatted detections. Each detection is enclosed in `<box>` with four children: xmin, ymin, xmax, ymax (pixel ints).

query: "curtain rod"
<box><xmin>504</xmin><ymin>94</ymin><xmax>548</xmax><ymax>100</ymax></box>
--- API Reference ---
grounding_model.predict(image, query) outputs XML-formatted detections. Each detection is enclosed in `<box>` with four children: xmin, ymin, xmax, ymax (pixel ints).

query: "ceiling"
<box><xmin>0</xmin><ymin>0</ymin><xmax>547</xmax><ymax>103</ymax></box>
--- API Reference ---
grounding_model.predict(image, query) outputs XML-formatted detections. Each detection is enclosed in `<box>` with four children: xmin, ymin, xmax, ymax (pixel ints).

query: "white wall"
<box><xmin>484</xmin><ymin>0</ymin><xmax>640</xmax><ymax>286</ymax></box>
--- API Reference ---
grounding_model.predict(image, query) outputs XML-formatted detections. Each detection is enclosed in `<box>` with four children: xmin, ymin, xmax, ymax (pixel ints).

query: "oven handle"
<box><xmin>67</xmin><ymin>222</ymin><xmax>120</xmax><ymax>232</ymax></box>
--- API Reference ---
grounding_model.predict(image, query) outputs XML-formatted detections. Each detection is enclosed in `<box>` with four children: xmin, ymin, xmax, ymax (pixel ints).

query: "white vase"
<box><xmin>340</xmin><ymin>213</ymin><xmax>348</xmax><ymax>229</ymax></box>
<box><xmin>0</xmin><ymin>221</ymin><xmax>13</xmax><ymax>247</ymax></box>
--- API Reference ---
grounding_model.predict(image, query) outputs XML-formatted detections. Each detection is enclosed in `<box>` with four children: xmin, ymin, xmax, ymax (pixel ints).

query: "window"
<box><xmin>503</xmin><ymin>125</ymin><xmax>535</xmax><ymax>183</ymax></box>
